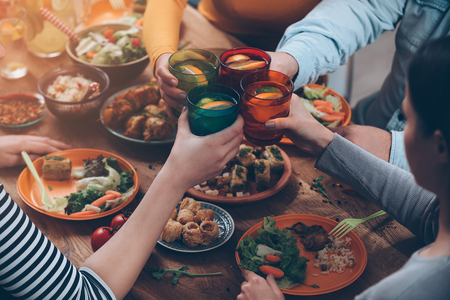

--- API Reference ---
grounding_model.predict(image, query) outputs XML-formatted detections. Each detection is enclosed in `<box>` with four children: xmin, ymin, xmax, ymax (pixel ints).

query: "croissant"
<box><xmin>182</xmin><ymin>222</ymin><xmax>204</xmax><ymax>247</ymax></box>
<box><xmin>180</xmin><ymin>197</ymin><xmax>201</xmax><ymax>215</ymax></box>
<box><xmin>200</xmin><ymin>221</ymin><xmax>219</xmax><ymax>245</ymax></box>
<box><xmin>160</xmin><ymin>219</ymin><xmax>183</xmax><ymax>243</ymax></box>
<box><xmin>194</xmin><ymin>209</ymin><xmax>215</xmax><ymax>223</ymax></box>
<box><xmin>177</xmin><ymin>209</ymin><xmax>194</xmax><ymax>225</ymax></box>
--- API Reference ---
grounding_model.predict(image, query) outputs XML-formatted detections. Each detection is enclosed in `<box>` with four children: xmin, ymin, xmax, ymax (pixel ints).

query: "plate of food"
<box><xmin>0</xmin><ymin>92</ymin><xmax>47</xmax><ymax>128</ymax></box>
<box><xmin>236</xmin><ymin>215</ymin><xmax>367</xmax><ymax>296</ymax></box>
<box><xmin>279</xmin><ymin>84</ymin><xmax>351</xmax><ymax>145</ymax></box>
<box><xmin>186</xmin><ymin>141</ymin><xmax>292</xmax><ymax>205</ymax></box>
<box><xmin>17</xmin><ymin>149</ymin><xmax>140</xmax><ymax>220</ymax></box>
<box><xmin>158</xmin><ymin>197</ymin><xmax>235</xmax><ymax>253</ymax></box>
<box><xmin>100</xmin><ymin>82</ymin><xmax>176</xmax><ymax>144</ymax></box>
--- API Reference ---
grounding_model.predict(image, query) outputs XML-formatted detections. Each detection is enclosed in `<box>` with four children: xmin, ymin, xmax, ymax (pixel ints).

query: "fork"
<box><xmin>329</xmin><ymin>210</ymin><xmax>387</xmax><ymax>239</ymax></box>
<box><xmin>21</xmin><ymin>151</ymin><xmax>53</xmax><ymax>209</ymax></box>
<box><xmin>109</xmin><ymin>0</ymin><xmax>126</xmax><ymax>11</ymax></box>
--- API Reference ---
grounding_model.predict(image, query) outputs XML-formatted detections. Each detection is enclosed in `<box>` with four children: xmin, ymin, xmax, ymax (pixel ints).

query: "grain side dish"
<box><xmin>314</xmin><ymin>236</ymin><xmax>355</xmax><ymax>274</ymax></box>
<box><xmin>0</xmin><ymin>94</ymin><xmax>46</xmax><ymax>126</ymax></box>
<box><xmin>47</xmin><ymin>75</ymin><xmax>99</xmax><ymax>102</ymax></box>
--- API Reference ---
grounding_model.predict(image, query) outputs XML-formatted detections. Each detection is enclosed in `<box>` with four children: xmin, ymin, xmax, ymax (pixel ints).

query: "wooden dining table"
<box><xmin>0</xmin><ymin>4</ymin><xmax>425</xmax><ymax>300</ymax></box>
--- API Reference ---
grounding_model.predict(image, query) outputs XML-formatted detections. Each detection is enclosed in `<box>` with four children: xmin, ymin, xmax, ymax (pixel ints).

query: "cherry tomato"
<box><xmin>91</xmin><ymin>227</ymin><xmax>114</xmax><ymax>252</ymax></box>
<box><xmin>131</xmin><ymin>37</ymin><xmax>142</xmax><ymax>47</ymax></box>
<box><xmin>111</xmin><ymin>214</ymin><xmax>128</xmax><ymax>229</ymax></box>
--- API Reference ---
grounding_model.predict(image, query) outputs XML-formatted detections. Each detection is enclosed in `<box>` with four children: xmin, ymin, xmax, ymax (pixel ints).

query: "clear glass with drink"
<box><xmin>240</xmin><ymin>70</ymin><xmax>293</xmax><ymax>145</ymax></box>
<box><xmin>21</xmin><ymin>0</ymin><xmax>90</xmax><ymax>58</ymax></box>
<box><xmin>219</xmin><ymin>47</ymin><xmax>271</xmax><ymax>93</ymax></box>
<box><xmin>0</xmin><ymin>5</ymin><xmax>27</xmax><ymax>79</ymax></box>
<box><xmin>187</xmin><ymin>84</ymin><xmax>240</xmax><ymax>136</ymax></box>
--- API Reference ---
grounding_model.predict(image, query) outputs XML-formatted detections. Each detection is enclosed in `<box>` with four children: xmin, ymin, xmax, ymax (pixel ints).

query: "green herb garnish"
<box><xmin>144</xmin><ymin>266</ymin><xmax>222</xmax><ymax>285</ymax></box>
<box><xmin>48</xmin><ymin>186</ymin><xmax>53</xmax><ymax>191</ymax></box>
<box><xmin>254</xmin><ymin>161</ymin><xmax>266</xmax><ymax>174</ymax></box>
<box><xmin>239</xmin><ymin>147</ymin><xmax>253</xmax><ymax>157</ymax></box>
<box><xmin>270</xmin><ymin>146</ymin><xmax>283</xmax><ymax>161</ymax></box>
<box><xmin>312</xmin><ymin>176</ymin><xmax>338</xmax><ymax>208</ymax></box>
<box><xmin>235</xmin><ymin>166</ymin><xmax>244</xmax><ymax>179</ymax></box>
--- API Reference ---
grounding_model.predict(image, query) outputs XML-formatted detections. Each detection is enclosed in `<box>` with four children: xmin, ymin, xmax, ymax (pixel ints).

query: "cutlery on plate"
<box><xmin>329</xmin><ymin>210</ymin><xmax>387</xmax><ymax>239</ymax></box>
<box><xmin>81</xmin><ymin>82</ymin><xmax>100</xmax><ymax>101</ymax></box>
<box><xmin>21</xmin><ymin>151</ymin><xmax>53</xmax><ymax>209</ymax></box>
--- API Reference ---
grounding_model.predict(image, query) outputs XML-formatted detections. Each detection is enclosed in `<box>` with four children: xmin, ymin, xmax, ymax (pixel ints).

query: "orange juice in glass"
<box><xmin>0</xmin><ymin>6</ymin><xmax>27</xmax><ymax>79</ymax></box>
<box><xmin>240</xmin><ymin>70</ymin><xmax>293</xmax><ymax>145</ymax></box>
<box><xmin>21</xmin><ymin>0</ymin><xmax>90</xmax><ymax>58</ymax></box>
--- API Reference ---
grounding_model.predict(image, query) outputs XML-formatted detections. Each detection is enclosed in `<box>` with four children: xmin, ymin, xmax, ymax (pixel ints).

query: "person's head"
<box><xmin>403</xmin><ymin>36</ymin><xmax>450</xmax><ymax>193</ymax></box>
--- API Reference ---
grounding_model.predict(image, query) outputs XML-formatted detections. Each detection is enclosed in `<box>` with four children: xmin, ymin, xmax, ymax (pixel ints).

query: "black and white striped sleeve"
<box><xmin>0</xmin><ymin>184</ymin><xmax>116</xmax><ymax>300</ymax></box>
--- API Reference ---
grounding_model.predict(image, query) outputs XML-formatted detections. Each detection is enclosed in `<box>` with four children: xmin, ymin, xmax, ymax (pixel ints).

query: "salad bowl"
<box><xmin>66</xmin><ymin>23</ymin><xmax>149</xmax><ymax>85</ymax></box>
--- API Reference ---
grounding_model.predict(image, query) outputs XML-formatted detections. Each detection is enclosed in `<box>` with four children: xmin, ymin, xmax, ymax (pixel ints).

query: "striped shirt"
<box><xmin>0</xmin><ymin>184</ymin><xmax>116</xmax><ymax>300</ymax></box>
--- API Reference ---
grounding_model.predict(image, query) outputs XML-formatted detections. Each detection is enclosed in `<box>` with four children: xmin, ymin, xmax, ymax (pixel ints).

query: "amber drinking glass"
<box><xmin>219</xmin><ymin>47</ymin><xmax>271</xmax><ymax>93</ymax></box>
<box><xmin>240</xmin><ymin>70</ymin><xmax>293</xmax><ymax>145</ymax></box>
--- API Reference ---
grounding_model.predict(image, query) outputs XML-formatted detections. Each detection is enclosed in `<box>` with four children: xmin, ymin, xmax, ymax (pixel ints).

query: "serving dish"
<box><xmin>37</xmin><ymin>64</ymin><xmax>110</xmax><ymax>121</ymax></box>
<box><xmin>236</xmin><ymin>214</ymin><xmax>367</xmax><ymax>296</ymax></box>
<box><xmin>279</xmin><ymin>83</ymin><xmax>351</xmax><ymax>145</ymax></box>
<box><xmin>186</xmin><ymin>141</ymin><xmax>292</xmax><ymax>205</ymax></box>
<box><xmin>0</xmin><ymin>92</ymin><xmax>47</xmax><ymax>128</ymax></box>
<box><xmin>100</xmin><ymin>84</ymin><xmax>177</xmax><ymax>145</ymax></box>
<box><xmin>66</xmin><ymin>22</ymin><xmax>149</xmax><ymax>85</ymax></box>
<box><xmin>157</xmin><ymin>201</ymin><xmax>234</xmax><ymax>253</ymax></box>
<box><xmin>17</xmin><ymin>148</ymin><xmax>139</xmax><ymax>221</ymax></box>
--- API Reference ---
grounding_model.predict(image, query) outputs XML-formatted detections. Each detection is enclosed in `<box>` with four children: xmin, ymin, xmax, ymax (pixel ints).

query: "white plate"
<box><xmin>157</xmin><ymin>201</ymin><xmax>235</xmax><ymax>253</ymax></box>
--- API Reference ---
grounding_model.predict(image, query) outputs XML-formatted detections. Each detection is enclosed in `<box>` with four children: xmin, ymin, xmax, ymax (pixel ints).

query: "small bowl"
<box><xmin>0</xmin><ymin>92</ymin><xmax>48</xmax><ymax>128</ymax></box>
<box><xmin>65</xmin><ymin>23</ymin><xmax>150</xmax><ymax>85</ymax></box>
<box><xmin>38</xmin><ymin>65</ymin><xmax>110</xmax><ymax>121</ymax></box>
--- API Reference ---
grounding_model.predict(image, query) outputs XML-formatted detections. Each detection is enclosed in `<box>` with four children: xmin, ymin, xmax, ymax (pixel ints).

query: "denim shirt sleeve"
<box><xmin>389</xmin><ymin>130</ymin><xmax>410</xmax><ymax>172</ymax></box>
<box><xmin>276</xmin><ymin>0</ymin><xmax>407</xmax><ymax>89</ymax></box>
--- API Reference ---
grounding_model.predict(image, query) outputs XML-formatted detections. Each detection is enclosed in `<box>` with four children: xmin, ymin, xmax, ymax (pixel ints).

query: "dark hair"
<box><xmin>407</xmin><ymin>37</ymin><xmax>450</xmax><ymax>144</ymax></box>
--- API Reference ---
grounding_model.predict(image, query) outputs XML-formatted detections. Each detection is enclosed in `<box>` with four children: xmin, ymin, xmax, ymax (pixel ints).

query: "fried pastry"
<box><xmin>194</xmin><ymin>209</ymin><xmax>215</xmax><ymax>223</ymax></box>
<box><xmin>160</xmin><ymin>219</ymin><xmax>183</xmax><ymax>243</ymax></box>
<box><xmin>123</xmin><ymin>115</ymin><xmax>146</xmax><ymax>139</ymax></box>
<box><xmin>182</xmin><ymin>222</ymin><xmax>203</xmax><ymax>247</ymax></box>
<box><xmin>142</xmin><ymin>117</ymin><xmax>174</xmax><ymax>141</ymax></box>
<box><xmin>170</xmin><ymin>208</ymin><xmax>178</xmax><ymax>220</ymax></box>
<box><xmin>200</xmin><ymin>221</ymin><xmax>219</xmax><ymax>245</ymax></box>
<box><xmin>254</xmin><ymin>159</ymin><xmax>271</xmax><ymax>192</ymax></box>
<box><xmin>180</xmin><ymin>197</ymin><xmax>201</xmax><ymax>215</ymax></box>
<box><xmin>177</xmin><ymin>209</ymin><xmax>194</xmax><ymax>225</ymax></box>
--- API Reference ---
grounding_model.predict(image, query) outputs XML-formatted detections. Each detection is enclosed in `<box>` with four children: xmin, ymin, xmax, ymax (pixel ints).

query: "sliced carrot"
<box><xmin>265</xmin><ymin>255</ymin><xmax>281</xmax><ymax>263</ymax></box>
<box><xmin>134</xmin><ymin>17</ymin><xmax>144</xmax><ymax>27</ymax></box>
<box><xmin>103</xmin><ymin>28</ymin><xmax>114</xmax><ymax>39</ymax></box>
<box><xmin>331</xmin><ymin>111</ymin><xmax>346</xmax><ymax>116</ymax></box>
<box><xmin>86</xmin><ymin>51</ymin><xmax>95</xmax><ymax>59</ymax></box>
<box><xmin>90</xmin><ymin>194</ymin><xmax>115</xmax><ymax>207</ymax></box>
<box><xmin>315</xmin><ymin>105</ymin><xmax>335</xmax><ymax>114</ymax></box>
<box><xmin>322</xmin><ymin>114</ymin><xmax>345</xmax><ymax>122</ymax></box>
<box><xmin>259</xmin><ymin>265</ymin><xmax>284</xmax><ymax>278</ymax></box>
<box><xmin>70</xmin><ymin>211</ymin><xmax>97</xmax><ymax>216</ymax></box>
<box><xmin>105</xmin><ymin>190</ymin><xmax>122</xmax><ymax>198</ymax></box>
<box><xmin>312</xmin><ymin>100</ymin><xmax>334</xmax><ymax>108</ymax></box>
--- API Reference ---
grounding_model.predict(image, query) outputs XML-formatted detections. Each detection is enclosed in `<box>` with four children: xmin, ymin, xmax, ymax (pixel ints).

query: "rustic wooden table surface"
<box><xmin>0</xmin><ymin>4</ymin><xmax>424</xmax><ymax>300</ymax></box>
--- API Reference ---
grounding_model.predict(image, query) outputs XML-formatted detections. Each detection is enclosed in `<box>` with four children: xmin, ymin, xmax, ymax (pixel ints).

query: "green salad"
<box><xmin>237</xmin><ymin>217</ymin><xmax>317</xmax><ymax>289</ymax></box>
<box><xmin>75</xmin><ymin>26</ymin><xmax>146</xmax><ymax>65</ymax></box>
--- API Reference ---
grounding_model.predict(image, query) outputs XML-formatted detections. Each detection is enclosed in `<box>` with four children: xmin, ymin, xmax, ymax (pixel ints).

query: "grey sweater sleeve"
<box><xmin>315</xmin><ymin>134</ymin><xmax>439</xmax><ymax>245</ymax></box>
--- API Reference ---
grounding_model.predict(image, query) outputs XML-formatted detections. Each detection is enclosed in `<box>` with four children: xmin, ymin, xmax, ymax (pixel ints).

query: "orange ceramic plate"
<box><xmin>186</xmin><ymin>141</ymin><xmax>292</xmax><ymax>205</ymax></box>
<box><xmin>279</xmin><ymin>84</ymin><xmax>351</xmax><ymax>145</ymax></box>
<box><xmin>236</xmin><ymin>214</ymin><xmax>367</xmax><ymax>296</ymax></box>
<box><xmin>17</xmin><ymin>149</ymin><xmax>139</xmax><ymax>220</ymax></box>
<box><xmin>83</xmin><ymin>0</ymin><xmax>134</xmax><ymax>27</ymax></box>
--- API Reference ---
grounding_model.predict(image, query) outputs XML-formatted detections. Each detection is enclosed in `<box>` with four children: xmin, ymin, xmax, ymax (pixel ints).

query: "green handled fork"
<box><xmin>329</xmin><ymin>210</ymin><xmax>387</xmax><ymax>239</ymax></box>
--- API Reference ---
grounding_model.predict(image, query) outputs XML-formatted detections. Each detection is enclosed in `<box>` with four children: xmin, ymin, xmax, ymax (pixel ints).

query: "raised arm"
<box><xmin>274</xmin><ymin>0</ymin><xmax>406</xmax><ymax>88</ymax></box>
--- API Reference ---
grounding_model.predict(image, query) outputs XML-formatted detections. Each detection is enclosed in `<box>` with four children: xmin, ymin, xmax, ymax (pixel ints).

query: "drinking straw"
<box><xmin>39</xmin><ymin>7</ymin><xmax>80</xmax><ymax>41</ymax></box>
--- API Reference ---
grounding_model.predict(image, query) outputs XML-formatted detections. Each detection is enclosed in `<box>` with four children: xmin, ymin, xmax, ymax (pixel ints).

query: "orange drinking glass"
<box><xmin>240</xmin><ymin>70</ymin><xmax>293</xmax><ymax>145</ymax></box>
